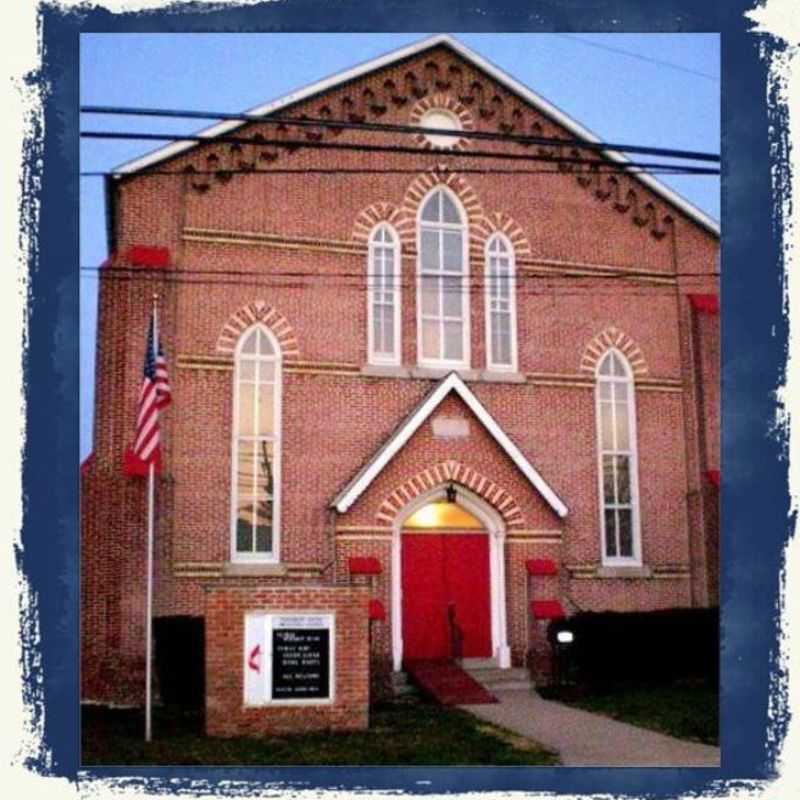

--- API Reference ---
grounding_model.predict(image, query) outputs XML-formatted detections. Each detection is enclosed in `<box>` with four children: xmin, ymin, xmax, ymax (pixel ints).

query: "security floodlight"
<box><xmin>556</xmin><ymin>630</ymin><xmax>574</xmax><ymax>644</ymax></box>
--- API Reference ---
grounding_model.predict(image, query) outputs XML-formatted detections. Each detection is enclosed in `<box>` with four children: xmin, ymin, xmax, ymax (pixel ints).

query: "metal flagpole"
<box><xmin>145</xmin><ymin>294</ymin><xmax>158</xmax><ymax>743</ymax></box>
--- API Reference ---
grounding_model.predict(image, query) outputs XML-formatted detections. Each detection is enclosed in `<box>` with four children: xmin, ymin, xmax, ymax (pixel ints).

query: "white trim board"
<box><xmin>332</xmin><ymin>371</ymin><xmax>568</xmax><ymax>518</ymax></box>
<box><xmin>111</xmin><ymin>34</ymin><xmax>719</xmax><ymax>238</ymax></box>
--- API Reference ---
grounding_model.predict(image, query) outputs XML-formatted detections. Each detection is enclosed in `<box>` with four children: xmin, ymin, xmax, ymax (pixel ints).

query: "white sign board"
<box><xmin>243</xmin><ymin>612</ymin><xmax>335</xmax><ymax>706</ymax></box>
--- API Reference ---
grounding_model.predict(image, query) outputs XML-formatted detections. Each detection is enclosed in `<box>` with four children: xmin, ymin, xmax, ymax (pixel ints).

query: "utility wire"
<box><xmin>555</xmin><ymin>34</ymin><xmax>719</xmax><ymax>83</ymax></box>
<box><xmin>81</xmin><ymin>131</ymin><xmax>720</xmax><ymax>175</ymax></box>
<box><xmin>80</xmin><ymin>105</ymin><xmax>720</xmax><ymax>163</ymax></box>
<box><xmin>80</xmin><ymin>165</ymin><xmax>720</xmax><ymax>178</ymax></box>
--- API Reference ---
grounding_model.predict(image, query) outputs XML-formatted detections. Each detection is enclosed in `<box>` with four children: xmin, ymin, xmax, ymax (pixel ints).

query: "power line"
<box><xmin>80</xmin><ymin>105</ymin><xmax>720</xmax><ymax>163</ymax></box>
<box><xmin>79</xmin><ymin>165</ymin><xmax>720</xmax><ymax>178</ymax></box>
<box><xmin>555</xmin><ymin>34</ymin><xmax>719</xmax><ymax>82</ymax></box>
<box><xmin>81</xmin><ymin>131</ymin><xmax>720</xmax><ymax>175</ymax></box>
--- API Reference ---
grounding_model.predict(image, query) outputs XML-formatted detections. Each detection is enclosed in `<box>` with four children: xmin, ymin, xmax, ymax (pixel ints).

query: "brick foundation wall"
<box><xmin>205</xmin><ymin>584</ymin><xmax>369</xmax><ymax>737</ymax></box>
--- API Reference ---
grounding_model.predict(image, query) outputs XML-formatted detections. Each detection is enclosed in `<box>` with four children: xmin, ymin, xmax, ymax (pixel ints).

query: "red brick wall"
<box><xmin>204</xmin><ymin>585</ymin><xmax>369</xmax><ymax>736</ymax></box>
<box><xmin>82</xmin><ymin>43</ymin><xmax>719</xmax><ymax>700</ymax></box>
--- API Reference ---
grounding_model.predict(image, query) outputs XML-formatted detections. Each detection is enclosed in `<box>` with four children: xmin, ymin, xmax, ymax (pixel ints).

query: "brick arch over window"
<box><xmin>375</xmin><ymin>460</ymin><xmax>526</xmax><ymax>529</ymax></box>
<box><xmin>351</xmin><ymin>202</ymin><xmax>411</xmax><ymax>247</ymax></box>
<box><xmin>215</xmin><ymin>301</ymin><xmax>300</xmax><ymax>359</ymax></box>
<box><xmin>401</xmin><ymin>168</ymin><xmax>485</xmax><ymax>237</ymax></box>
<box><xmin>580</xmin><ymin>326</ymin><xmax>648</xmax><ymax>377</ymax></box>
<box><xmin>471</xmin><ymin>211</ymin><xmax>532</xmax><ymax>259</ymax></box>
<box><xmin>408</xmin><ymin>93</ymin><xmax>475</xmax><ymax>150</ymax></box>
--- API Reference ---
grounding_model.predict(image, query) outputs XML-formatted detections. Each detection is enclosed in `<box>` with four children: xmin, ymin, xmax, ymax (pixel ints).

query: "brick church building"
<box><xmin>81</xmin><ymin>35</ymin><xmax>719</xmax><ymax>735</ymax></box>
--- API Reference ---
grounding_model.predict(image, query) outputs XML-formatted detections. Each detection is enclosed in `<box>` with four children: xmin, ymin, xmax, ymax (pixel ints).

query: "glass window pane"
<box><xmin>603</xmin><ymin>455</ymin><xmax>615</xmax><ymax>504</ymax></box>
<box><xmin>615</xmin><ymin>381</ymin><xmax>628</xmax><ymax>401</ymax></box>
<box><xmin>618</xmin><ymin>510</ymin><xmax>633</xmax><ymax>557</ymax></box>
<box><xmin>257</xmin><ymin>328</ymin><xmax>274</xmax><ymax>355</ymax></box>
<box><xmin>255</xmin><ymin>523</ymin><xmax>272</xmax><ymax>554</ymax></box>
<box><xmin>492</xmin><ymin>313</ymin><xmax>511</xmax><ymax>365</ymax></box>
<box><xmin>421</xmin><ymin>193</ymin><xmax>440</xmax><ymax>222</ymax></box>
<box><xmin>615</xmin><ymin>403</ymin><xmax>630</xmax><ymax>449</ymax></box>
<box><xmin>441</xmin><ymin>192</ymin><xmax>460</xmax><ymax>223</ymax></box>
<box><xmin>239</xmin><ymin>361</ymin><xmax>256</xmax><ymax>381</ymax></box>
<box><xmin>373</xmin><ymin>308</ymin><xmax>383</xmax><ymax>352</ymax></box>
<box><xmin>616</xmin><ymin>456</ymin><xmax>631</xmax><ymax>503</ymax></box>
<box><xmin>442</xmin><ymin>231</ymin><xmax>463</xmax><ymax>272</ymax></box>
<box><xmin>600</xmin><ymin>404</ymin><xmax>614</xmax><ymax>450</ymax></box>
<box><xmin>598</xmin><ymin>354</ymin><xmax>613</xmax><ymax>376</ymax></box>
<box><xmin>611</xmin><ymin>352</ymin><xmax>626</xmax><ymax>376</ymax></box>
<box><xmin>422</xmin><ymin>319</ymin><xmax>439</xmax><ymax>359</ymax></box>
<box><xmin>443</xmin><ymin>320</ymin><xmax>463</xmax><ymax>360</ymax></box>
<box><xmin>259</xmin><ymin>361</ymin><xmax>275</xmax><ymax>383</ymax></box>
<box><xmin>421</xmin><ymin>230</ymin><xmax>440</xmax><ymax>270</ymax></box>
<box><xmin>240</xmin><ymin>329</ymin><xmax>257</xmax><ymax>355</ymax></box>
<box><xmin>236</xmin><ymin>515</ymin><xmax>253</xmax><ymax>553</ymax></box>
<box><xmin>256</xmin><ymin>441</ymin><xmax>274</xmax><ymax>494</ymax></box>
<box><xmin>442</xmin><ymin>276</ymin><xmax>462</xmax><ymax>317</ymax></box>
<box><xmin>238</xmin><ymin>383</ymin><xmax>256</xmax><ymax>436</ymax></box>
<box><xmin>598</xmin><ymin>381</ymin><xmax>612</xmax><ymax>400</ymax></box>
<box><xmin>421</xmin><ymin>275</ymin><xmax>439</xmax><ymax>315</ymax></box>
<box><xmin>382</xmin><ymin>309</ymin><xmax>394</xmax><ymax>353</ymax></box>
<box><xmin>258</xmin><ymin>383</ymin><xmax>274</xmax><ymax>435</ymax></box>
<box><xmin>605</xmin><ymin>510</ymin><xmax>617</xmax><ymax>557</ymax></box>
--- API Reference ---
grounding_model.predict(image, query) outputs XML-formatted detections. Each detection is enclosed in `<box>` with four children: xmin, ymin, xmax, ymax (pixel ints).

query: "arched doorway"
<box><xmin>391</xmin><ymin>485</ymin><xmax>510</xmax><ymax>671</ymax></box>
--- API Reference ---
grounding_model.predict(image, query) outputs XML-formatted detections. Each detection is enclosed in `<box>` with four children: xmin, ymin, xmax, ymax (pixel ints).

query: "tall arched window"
<box><xmin>231</xmin><ymin>325</ymin><xmax>281</xmax><ymax>562</ymax></box>
<box><xmin>595</xmin><ymin>349</ymin><xmax>641</xmax><ymax>564</ymax></box>
<box><xmin>417</xmin><ymin>188</ymin><xmax>469</xmax><ymax>368</ymax></box>
<box><xmin>367</xmin><ymin>224</ymin><xmax>401</xmax><ymax>365</ymax></box>
<box><xmin>484</xmin><ymin>234</ymin><xmax>517</xmax><ymax>371</ymax></box>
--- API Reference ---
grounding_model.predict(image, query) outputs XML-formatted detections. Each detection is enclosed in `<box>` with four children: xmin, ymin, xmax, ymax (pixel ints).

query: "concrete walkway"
<box><xmin>462</xmin><ymin>688</ymin><xmax>720</xmax><ymax>767</ymax></box>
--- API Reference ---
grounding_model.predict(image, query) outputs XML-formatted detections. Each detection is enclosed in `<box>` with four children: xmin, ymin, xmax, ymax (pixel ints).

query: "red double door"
<box><xmin>401</xmin><ymin>532</ymin><xmax>492</xmax><ymax>663</ymax></box>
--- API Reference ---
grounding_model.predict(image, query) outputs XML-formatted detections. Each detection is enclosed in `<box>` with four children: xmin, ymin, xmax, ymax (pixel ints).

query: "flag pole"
<box><xmin>145</xmin><ymin>294</ymin><xmax>158</xmax><ymax>743</ymax></box>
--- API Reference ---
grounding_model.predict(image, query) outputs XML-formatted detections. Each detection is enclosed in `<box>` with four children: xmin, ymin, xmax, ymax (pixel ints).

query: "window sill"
<box><xmin>596</xmin><ymin>565</ymin><xmax>651</xmax><ymax>579</ymax></box>
<box><xmin>223</xmin><ymin>562</ymin><xmax>288</xmax><ymax>578</ymax></box>
<box><xmin>361</xmin><ymin>365</ymin><xmax>525</xmax><ymax>384</ymax></box>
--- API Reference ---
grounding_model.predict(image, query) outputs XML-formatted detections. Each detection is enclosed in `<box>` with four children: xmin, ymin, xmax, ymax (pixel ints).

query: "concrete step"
<box><xmin>462</xmin><ymin>666</ymin><xmax>535</xmax><ymax>691</ymax></box>
<box><xmin>391</xmin><ymin>671</ymin><xmax>416</xmax><ymax>695</ymax></box>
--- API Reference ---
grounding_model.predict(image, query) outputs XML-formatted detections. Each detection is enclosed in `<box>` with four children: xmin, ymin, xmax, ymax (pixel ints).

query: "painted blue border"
<box><xmin>27</xmin><ymin>0</ymin><xmax>788</xmax><ymax>794</ymax></box>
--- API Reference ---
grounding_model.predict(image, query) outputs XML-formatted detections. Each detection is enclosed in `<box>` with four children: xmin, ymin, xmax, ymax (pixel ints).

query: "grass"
<box><xmin>81</xmin><ymin>693</ymin><xmax>560</xmax><ymax>766</ymax></box>
<box><xmin>539</xmin><ymin>680</ymin><xmax>718</xmax><ymax>745</ymax></box>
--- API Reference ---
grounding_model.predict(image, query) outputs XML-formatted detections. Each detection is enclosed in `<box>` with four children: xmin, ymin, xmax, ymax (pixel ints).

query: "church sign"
<box><xmin>244</xmin><ymin>613</ymin><xmax>334</xmax><ymax>705</ymax></box>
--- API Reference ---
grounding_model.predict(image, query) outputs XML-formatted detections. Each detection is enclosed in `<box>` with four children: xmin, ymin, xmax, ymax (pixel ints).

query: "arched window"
<box><xmin>484</xmin><ymin>234</ymin><xmax>517</xmax><ymax>371</ymax></box>
<box><xmin>417</xmin><ymin>188</ymin><xmax>469</xmax><ymax>367</ymax></box>
<box><xmin>367</xmin><ymin>224</ymin><xmax>401</xmax><ymax>365</ymax></box>
<box><xmin>231</xmin><ymin>325</ymin><xmax>281</xmax><ymax>562</ymax></box>
<box><xmin>595</xmin><ymin>349</ymin><xmax>641</xmax><ymax>564</ymax></box>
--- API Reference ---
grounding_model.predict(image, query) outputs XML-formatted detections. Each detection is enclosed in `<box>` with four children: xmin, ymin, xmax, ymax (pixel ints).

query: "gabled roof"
<box><xmin>112</xmin><ymin>34</ymin><xmax>719</xmax><ymax>238</ymax></box>
<box><xmin>332</xmin><ymin>372</ymin><xmax>568</xmax><ymax>518</ymax></box>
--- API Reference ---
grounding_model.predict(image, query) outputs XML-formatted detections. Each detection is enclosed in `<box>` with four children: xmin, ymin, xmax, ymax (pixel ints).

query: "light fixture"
<box><xmin>445</xmin><ymin>483</ymin><xmax>457</xmax><ymax>504</ymax></box>
<box><xmin>556</xmin><ymin>630</ymin><xmax>574</xmax><ymax>644</ymax></box>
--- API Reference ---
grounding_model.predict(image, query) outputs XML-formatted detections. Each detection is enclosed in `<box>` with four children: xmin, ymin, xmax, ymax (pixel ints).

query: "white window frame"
<box><xmin>594</xmin><ymin>348</ymin><xmax>642</xmax><ymax>566</ymax></box>
<box><xmin>230</xmin><ymin>324</ymin><xmax>282</xmax><ymax>564</ymax></box>
<box><xmin>367</xmin><ymin>223</ymin><xmax>402</xmax><ymax>366</ymax></box>
<box><xmin>416</xmin><ymin>186</ymin><xmax>471</xmax><ymax>369</ymax></box>
<box><xmin>483</xmin><ymin>233</ymin><xmax>518</xmax><ymax>372</ymax></box>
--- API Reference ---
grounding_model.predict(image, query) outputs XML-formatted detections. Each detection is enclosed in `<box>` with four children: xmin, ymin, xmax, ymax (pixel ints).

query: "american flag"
<box><xmin>132</xmin><ymin>314</ymin><xmax>171</xmax><ymax>464</ymax></box>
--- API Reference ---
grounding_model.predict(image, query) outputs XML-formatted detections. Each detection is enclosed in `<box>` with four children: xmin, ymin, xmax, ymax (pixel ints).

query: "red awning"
<box><xmin>124</xmin><ymin>245</ymin><xmax>171</xmax><ymax>269</ymax></box>
<box><xmin>688</xmin><ymin>294</ymin><xmax>719</xmax><ymax>314</ymax></box>
<box><xmin>530</xmin><ymin>600</ymin><xmax>565</xmax><ymax>620</ymax></box>
<box><xmin>526</xmin><ymin>558</ymin><xmax>558</xmax><ymax>576</ymax></box>
<box><xmin>368</xmin><ymin>599</ymin><xmax>386</xmax><ymax>621</ymax></box>
<box><xmin>348</xmin><ymin>556</ymin><xmax>382</xmax><ymax>576</ymax></box>
<box><xmin>123</xmin><ymin>446</ymin><xmax>161</xmax><ymax>477</ymax></box>
<box><xmin>706</xmin><ymin>470</ymin><xmax>720</xmax><ymax>488</ymax></box>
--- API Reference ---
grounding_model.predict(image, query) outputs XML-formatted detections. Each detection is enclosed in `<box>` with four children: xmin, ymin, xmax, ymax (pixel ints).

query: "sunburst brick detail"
<box><xmin>580</xmin><ymin>326</ymin><xmax>649</xmax><ymax>377</ymax></box>
<box><xmin>351</xmin><ymin>201</ymin><xmax>411</xmax><ymax>247</ymax></box>
<box><xmin>471</xmin><ymin>211</ymin><xmax>532</xmax><ymax>259</ymax></box>
<box><xmin>376</xmin><ymin>461</ymin><xmax>527</xmax><ymax>529</ymax></box>
<box><xmin>215</xmin><ymin>301</ymin><xmax>301</xmax><ymax>360</ymax></box>
<box><xmin>408</xmin><ymin>93</ymin><xmax>475</xmax><ymax>151</ymax></box>
<box><xmin>401</xmin><ymin>168</ymin><xmax>486</xmax><ymax>235</ymax></box>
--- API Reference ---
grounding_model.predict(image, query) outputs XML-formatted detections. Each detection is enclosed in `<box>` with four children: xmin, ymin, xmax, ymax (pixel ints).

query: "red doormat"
<box><xmin>405</xmin><ymin>660</ymin><xmax>499</xmax><ymax>705</ymax></box>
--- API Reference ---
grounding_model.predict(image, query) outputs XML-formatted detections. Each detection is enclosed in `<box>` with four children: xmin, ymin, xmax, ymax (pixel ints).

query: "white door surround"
<box><xmin>391</xmin><ymin>484</ymin><xmax>511</xmax><ymax>671</ymax></box>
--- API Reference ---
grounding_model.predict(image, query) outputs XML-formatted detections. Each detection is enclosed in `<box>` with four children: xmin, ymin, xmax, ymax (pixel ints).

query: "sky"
<box><xmin>80</xmin><ymin>32</ymin><xmax>720</xmax><ymax>459</ymax></box>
